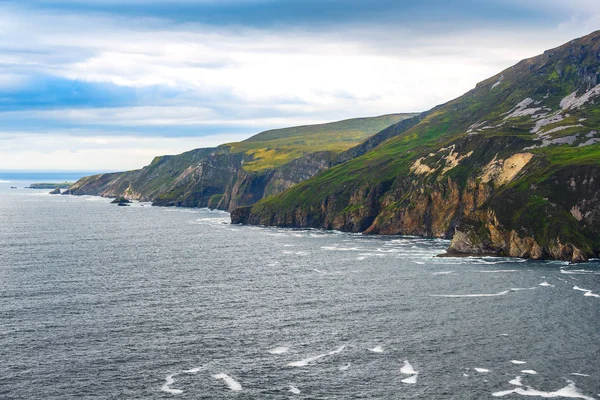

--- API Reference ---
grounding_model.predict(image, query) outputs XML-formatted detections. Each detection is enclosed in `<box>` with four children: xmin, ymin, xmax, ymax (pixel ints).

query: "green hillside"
<box><xmin>224</xmin><ymin>114</ymin><xmax>416</xmax><ymax>171</ymax></box>
<box><xmin>233</xmin><ymin>30</ymin><xmax>600</xmax><ymax>262</ymax></box>
<box><xmin>68</xmin><ymin>113</ymin><xmax>415</xmax><ymax>210</ymax></box>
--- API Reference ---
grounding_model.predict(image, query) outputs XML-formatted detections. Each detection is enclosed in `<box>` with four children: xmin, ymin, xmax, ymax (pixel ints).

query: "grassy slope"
<box><xmin>246</xmin><ymin>31</ymin><xmax>600</xmax><ymax>250</ymax></box>
<box><xmin>223</xmin><ymin>114</ymin><xmax>416</xmax><ymax>171</ymax></box>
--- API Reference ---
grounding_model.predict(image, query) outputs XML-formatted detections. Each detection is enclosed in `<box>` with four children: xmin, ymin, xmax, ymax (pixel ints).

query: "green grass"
<box><xmin>223</xmin><ymin>114</ymin><xmax>417</xmax><ymax>171</ymax></box>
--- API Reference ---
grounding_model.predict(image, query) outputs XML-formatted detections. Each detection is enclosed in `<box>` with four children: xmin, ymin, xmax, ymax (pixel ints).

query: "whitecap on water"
<box><xmin>289</xmin><ymin>385</ymin><xmax>301</xmax><ymax>394</ymax></box>
<box><xmin>476</xmin><ymin>269</ymin><xmax>520</xmax><ymax>273</ymax></box>
<box><xmin>287</xmin><ymin>345</ymin><xmax>346</xmax><ymax>367</ymax></box>
<box><xmin>511</xmin><ymin>360</ymin><xmax>527</xmax><ymax>365</ymax></box>
<box><xmin>521</xmin><ymin>370</ymin><xmax>537</xmax><ymax>375</ymax></box>
<box><xmin>431</xmin><ymin>287</ymin><xmax>536</xmax><ymax>298</ymax></box>
<box><xmin>213</xmin><ymin>373</ymin><xmax>242</xmax><ymax>391</ymax></box>
<box><xmin>368</xmin><ymin>346</ymin><xmax>384</xmax><ymax>353</ymax></box>
<box><xmin>571</xmin><ymin>373</ymin><xmax>590</xmax><ymax>377</ymax></box>
<box><xmin>268</xmin><ymin>346</ymin><xmax>289</xmax><ymax>355</ymax></box>
<box><xmin>433</xmin><ymin>271</ymin><xmax>455</xmax><ymax>275</ymax></box>
<box><xmin>510</xmin><ymin>376</ymin><xmax>523</xmax><ymax>386</ymax></box>
<box><xmin>539</xmin><ymin>282</ymin><xmax>554</xmax><ymax>287</ymax></box>
<box><xmin>492</xmin><ymin>380</ymin><xmax>595</xmax><ymax>399</ymax></box>
<box><xmin>401</xmin><ymin>374</ymin><xmax>418</xmax><ymax>384</ymax></box>
<box><xmin>573</xmin><ymin>286</ymin><xmax>600</xmax><ymax>298</ymax></box>
<box><xmin>561</xmin><ymin>269</ymin><xmax>600</xmax><ymax>275</ymax></box>
<box><xmin>400</xmin><ymin>361</ymin><xmax>417</xmax><ymax>375</ymax></box>
<box><xmin>339</xmin><ymin>364</ymin><xmax>350</xmax><ymax>371</ymax></box>
<box><xmin>474</xmin><ymin>368</ymin><xmax>490</xmax><ymax>373</ymax></box>
<box><xmin>161</xmin><ymin>374</ymin><xmax>183</xmax><ymax>395</ymax></box>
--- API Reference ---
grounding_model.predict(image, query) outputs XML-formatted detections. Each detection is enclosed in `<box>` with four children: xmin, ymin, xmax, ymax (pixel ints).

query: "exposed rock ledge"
<box><xmin>448</xmin><ymin>211</ymin><xmax>589</xmax><ymax>263</ymax></box>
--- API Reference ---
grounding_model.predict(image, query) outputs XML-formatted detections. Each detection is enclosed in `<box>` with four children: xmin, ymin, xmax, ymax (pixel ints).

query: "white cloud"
<box><xmin>0</xmin><ymin>132</ymin><xmax>250</xmax><ymax>170</ymax></box>
<box><xmin>1</xmin><ymin>2</ymin><xmax>598</xmax><ymax>170</ymax></box>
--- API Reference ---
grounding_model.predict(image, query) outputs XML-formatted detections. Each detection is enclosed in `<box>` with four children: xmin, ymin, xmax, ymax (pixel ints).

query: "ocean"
<box><xmin>1</xmin><ymin>178</ymin><xmax>599</xmax><ymax>399</ymax></box>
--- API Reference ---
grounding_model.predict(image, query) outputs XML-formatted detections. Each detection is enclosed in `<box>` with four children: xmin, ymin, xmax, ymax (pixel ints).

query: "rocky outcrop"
<box><xmin>448</xmin><ymin>210</ymin><xmax>589</xmax><ymax>262</ymax></box>
<box><xmin>49</xmin><ymin>187</ymin><xmax>61</xmax><ymax>195</ymax></box>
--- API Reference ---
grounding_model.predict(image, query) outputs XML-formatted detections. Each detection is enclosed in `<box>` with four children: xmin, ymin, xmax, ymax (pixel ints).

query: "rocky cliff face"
<box><xmin>232</xmin><ymin>31</ymin><xmax>600</xmax><ymax>262</ymax></box>
<box><xmin>65</xmin><ymin>114</ymin><xmax>413</xmax><ymax>211</ymax></box>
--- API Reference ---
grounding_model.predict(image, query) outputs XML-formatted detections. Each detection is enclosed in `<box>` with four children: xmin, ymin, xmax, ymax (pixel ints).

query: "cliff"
<box><xmin>232</xmin><ymin>30</ymin><xmax>600</xmax><ymax>262</ymax></box>
<box><xmin>66</xmin><ymin>114</ymin><xmax>416</xmax><ymax>210</ymax></box>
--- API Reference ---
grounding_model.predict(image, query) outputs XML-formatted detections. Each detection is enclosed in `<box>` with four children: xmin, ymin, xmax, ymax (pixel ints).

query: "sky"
<box><xmin>0</xmin><ymin>0</ymin><xmax>599</xmax><ymax>171</ymax></box>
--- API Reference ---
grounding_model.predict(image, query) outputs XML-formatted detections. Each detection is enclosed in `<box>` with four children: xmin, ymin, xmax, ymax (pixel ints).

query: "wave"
<box><xmin>562</xmin><ymin>269</ymin><xmax>600</xmax><ymax>275</ymax></box>
<box><xmin>368</xmin><ymin>346</ymin><xmax>384</xmax><ymax>353</ymax></box>
<box><xmin>161</xmin><ymin>374</ymin><xmax>183</xmax><ymax>395</ymax></box>
<box><xmin>521</xmin><ymin>369</ymin><xmax>537</xmax><ymax>375</ymax></box>
<box><xmin>492</xmin><ymin>380</ymin><xmax>595</xmax><ymax>399</ymax></box>
<box><xmin>267</xmin><ymin>346</ymin><xmax>289</xmax><ymax>355</ymax></box>
<box><xmin>212</xmin><ymin>373</ymin><xmax>242</xmax><ymax>391</ymax></box>
<box><xmin>510</xmin><ymin>360</ymin><xmax>527</xmax><ymax>365</ymax></box>
<box><xmin>289</xmin><ymin>385</ymin><xmax>301</xmax><ymax>394</ymax></box>
<box><xmin>509</xmin><ymin>376</ymin><xmax>523</xmax><ymax>386</ymax></box>
<box><xmin>476</xmin><ymin>269</ymin><xmax>520</xmax><ymax>273</ymax></box>
<box><xmin>400</xmin><ymin>361</ymin><xmax>417</xmax><ymax>375</ymax></box>
<box><xmin>401</xmin><ymin>374</ymin><xmax>418</xmax><ymax>384</ymax></box>
<box><xmin>287</xmin><ymin>345</ymin><xmax>346</xmax><ymax>367</ymax></box>
<box><xmin>573</xmin><ymin>286</ymin><xmax>600</xmax><ymax>298</ymax></box>
<box><xmin>431</xmin><ymin>287</ymin><xmax>536</xmax><ymax>298</ymax></box>
<box><xmin>474</xmin><ymin>368</ymin><xmax>490</xmax><ymax>373</ymax></box>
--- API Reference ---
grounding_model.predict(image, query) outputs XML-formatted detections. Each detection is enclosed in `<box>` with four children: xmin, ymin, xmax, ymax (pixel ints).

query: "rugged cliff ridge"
<box><xmin>67</xmin><ymin>114</ymin><xmax>415</xmax><ymax>210</ymax></box>
<box><xmin>232</xmin><ymin>31</ymin><xmax>600</xmax><ymax>262</ymax></box>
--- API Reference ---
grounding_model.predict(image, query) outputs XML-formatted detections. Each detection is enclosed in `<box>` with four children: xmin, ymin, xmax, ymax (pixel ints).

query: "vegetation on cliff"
<box><xmin>232</xmin><ymin>30</ymin><xmax>600</xmax><ymax>262</ymax></box>
<box><xmin>67</xmin><ymin>114</ymin><xmax>415</xmax><ymax>210</ymax></box>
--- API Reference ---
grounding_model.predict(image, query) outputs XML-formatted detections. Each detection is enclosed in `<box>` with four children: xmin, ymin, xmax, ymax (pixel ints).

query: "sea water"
<box><xmin>1</xmin><ymin>180</ymin><xmax>599</xmax><ymax>399</ymax></box>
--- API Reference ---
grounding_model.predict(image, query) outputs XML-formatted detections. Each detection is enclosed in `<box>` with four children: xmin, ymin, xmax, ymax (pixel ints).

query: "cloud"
<box><xmin>1</xmin><ymin>1</ymin><xmax>598</xmax><ymax>170</ymax></box>
<box><xmin>0</xmin><ymin>131</ymin><xmax>250</xmax><ymax>170</ymax></box>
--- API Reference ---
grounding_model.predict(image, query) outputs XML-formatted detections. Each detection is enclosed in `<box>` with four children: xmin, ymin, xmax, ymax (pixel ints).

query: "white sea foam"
<box><xmin>521</xmin><ymin>370</ymin><xmax>537</xmax><ymax>375</ymax></box>
<box><xmin>268</xmin><ymin>346</ymin><xmax>289</xmax><ymax>354</ymax></box>
<box><xmin>287</xmin><ymin>345</ymin><xmax>346</xmax><ymax>367</ymax></box>
<box><xmin>432</xmin><ymin>287</ymin><xmax>537</xmax><ymax>298</ymax></box>
<box><xmin>321</xmin><ymin>246</ymin><xmax>361</xmax><ymax>251</ymax></box>
<box><xmin>571</xmin><ymin>373</ymin><xmax>590</xmax><ymax>377</ymax></box>
<box><xmin>312</xmin><ymin>268</ymin><xmax>342</xmax><ymax>275</ymax></box>
<box><xmin>539</xmin><ymin>282</ymin><xmax>554</xmax><ymax>287</ymax></box>
<box><xmin>289</xmin><ymin>385</ymin><xmax>301</xmax><ymax>394</ymax></box>
<box><xmin>432</xmin><ymin>291</ymin><xmax>509</xmax><ymax>298</ymax></box>
<box><xmin>183</xmin><ymin>367</ymin><xmax>202</xmax><ymax>374</ymax></box>
<box><xmin>561</xmin><ymin>269</ymin><xmax>600</xmax><ymax>275</ymax></box>
<box><xmin>573</xmin><ymin>286</ymin><xmax>600</xmax><ymax>298</ymax></box>
<box><xmin>433</xmin><ymin>271</ymin><xmax>455</xmax><ymax>275</ymax></box>
<box><xmin>401</xmin><ymin>374</ymin><xmax>418</xmax><ymax>384</ymax></box>
<box><xmin>511</xmin><ymin>360</ymin><xmax>527</xmax><ymax>365</ymax></box>
<box><xmin>474</xmin><ymin>368</ymin><xmax>490</xmax><ymax>373</ymax></box>
<box><xmin>400</xmin><ymin>361</ymin><xmax>417</xmax><ymax>375</ymax></box>
<box><xmin>339</xmin><ymin>364</ymin><xmax>350</xmax><ymax>371</ymax></box>
<box><xmin>213</xmin><ymin>373</ymin><xmax>242</xmax><ymax>391</ymax></box>
<box><xmin>0</xmin><ymin>180</ymin><xmax>11</xmax><ymax>183</ymax></box>
<box><xmin>476</xmin><ymin>269</ymin><xmax>520</xmax><ymax>273</ymax></box>
<box><xmin>510</xmin><ymin>376</ymin><xmax>524</xmax><ymax>386</ymax></box>
<box><xmin>368</xmin><ymin>346</ymin><xmax>384</xmax><ymax>353</ymax></box>
<box><xmin>492</xmin><ymin>380</ymin><xmax>595</xmax><ymax>399</ymax></box>
<box><xmin>161</xmin><ymin>374</ymin><xmax>183</xmax><ymax>395</ymax></box>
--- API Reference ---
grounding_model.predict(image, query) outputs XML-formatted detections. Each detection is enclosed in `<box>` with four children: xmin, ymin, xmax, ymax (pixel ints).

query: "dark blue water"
<box><xmin>1</xmin><ymin>182</ymin><xmax>599</xmax><ymax>399</ymax></box>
